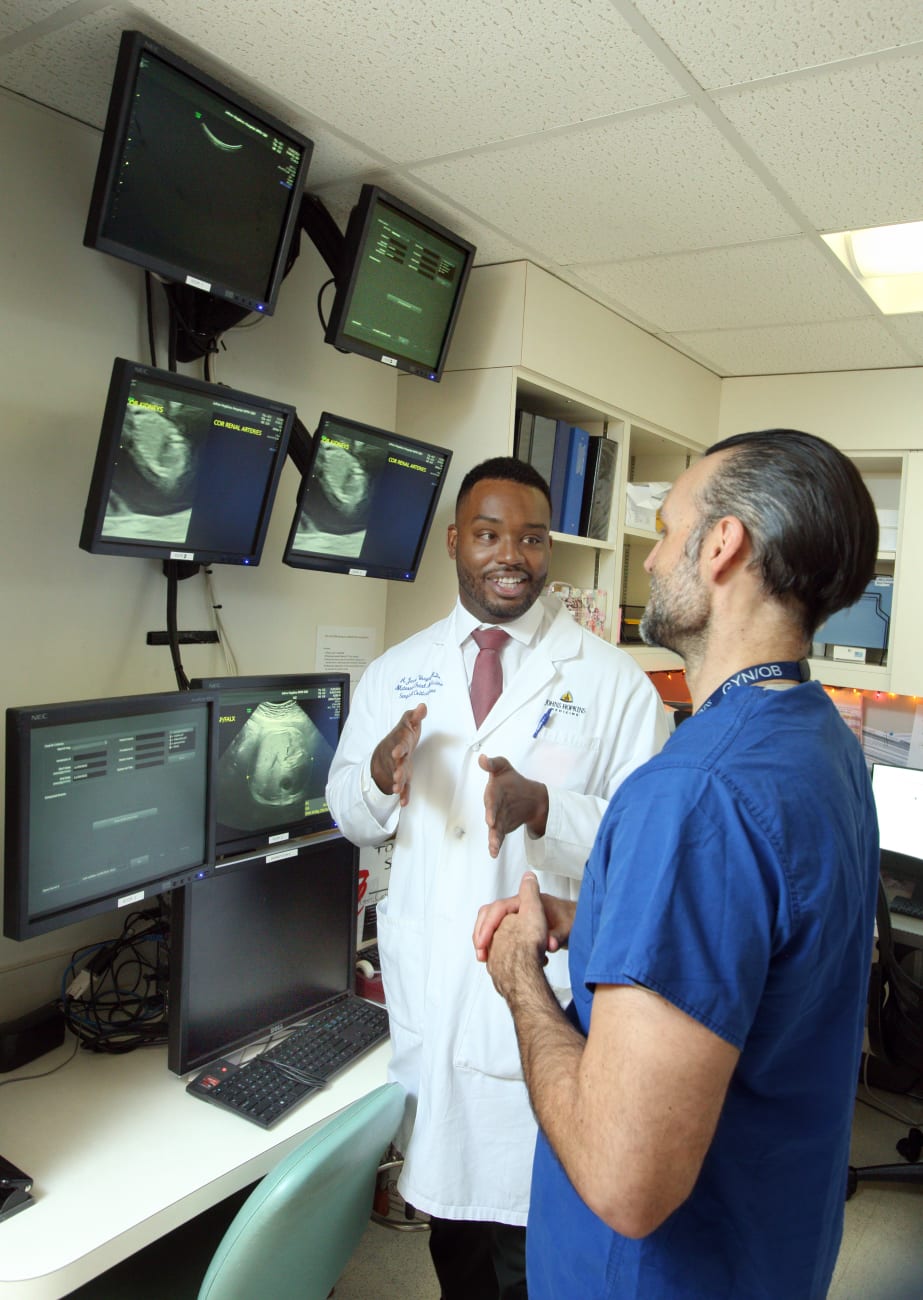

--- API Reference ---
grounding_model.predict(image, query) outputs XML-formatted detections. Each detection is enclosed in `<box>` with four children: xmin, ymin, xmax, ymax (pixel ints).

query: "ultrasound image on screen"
<box><xmin>292</xmin><ymin>434</ymin><xmax>389</xmax><ymax>558</ymax></box>
<box><xmin>102</xmin><ymin>394</ymin><xmax>210</xmax><ymax>543</ymax></box>
<box><xmin>103</xmin><ymin>50</ymin><xmax>303</xmax><ymax>302</ymax></box>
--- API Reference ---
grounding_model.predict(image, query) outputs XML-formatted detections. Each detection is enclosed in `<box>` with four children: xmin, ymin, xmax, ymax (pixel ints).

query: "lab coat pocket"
<box><xmin>523</xmin><ymin>731</ymin><xmax>600</xmax><ymax>792</ymax></box>
<box><xmin>376</xmin><ymin>902</ymin><xmax>424</xmax><ymax>1041</ymax></box>
<box><xmin>454</xmin><ymin>964</ymin><xmax>524</xmax><ymax>1081</ymax></box>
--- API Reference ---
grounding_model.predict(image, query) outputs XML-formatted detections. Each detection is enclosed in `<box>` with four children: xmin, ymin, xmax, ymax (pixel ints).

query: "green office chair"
<box><xmin>197</xmin><ymin>1082</ymin><xmax>406</xmax><ymax>1299</ymax></box>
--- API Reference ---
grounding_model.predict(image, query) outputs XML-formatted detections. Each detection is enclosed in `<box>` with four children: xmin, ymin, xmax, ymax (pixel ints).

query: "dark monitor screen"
<box><xmin>84</xmin><ymin>29</ymin><xmax>313</xmax><ymax>316</ymax></box>
<box><xmin>4</xmin><ymin>691</ymin><xmax>217</xmax><ymax>941</ymax></box>
<box><xmin>79</xmin><ymin>358</ymin><xmax>294</xmax><ymax>566</ymax></box>
<box><xmin>190</xmin><ymin>673</ymin><xmax>349</xmax><ymax>858</ymax></box>
<box><xmin>871</xmin><ymin>762</ymin><xmax>923</xmax><ymax>884</ymax></box>
<box><xmin>282</xmin><ymin>412</ymin><xmax>452</xmax><ymax>581</ymax></box>
<box><xmin>167</xmin><ymin>835</ymin><xmax>357</xmax><ymax>1075</ymax></box>
<box><xmin>324</xmin><ymin>185</ymin><xmax>475</xmax><ymax>381</ymax></box>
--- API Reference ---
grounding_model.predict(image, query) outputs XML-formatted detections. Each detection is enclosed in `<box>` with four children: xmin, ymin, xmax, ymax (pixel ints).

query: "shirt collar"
<box><xmin>453</xmin><ymin>597</ymin><xmax>544</xmax><ymax>648</ymax></box>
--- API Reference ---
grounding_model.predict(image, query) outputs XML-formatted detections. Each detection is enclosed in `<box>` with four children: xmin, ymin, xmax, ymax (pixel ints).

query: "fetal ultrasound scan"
<box><xmin>102</xmin><ymin>399</ymin><xmax>209</xmax><ymax>543</ymax></box>
<box><xmin>216</xmin><ymin>699</ymin><xmax>336</xmax><ymax>832</ymax></box>
<box><xmin>293</xmin><ymin>437</ymin><xmax>389</xmax><ymax>555</ymax></box>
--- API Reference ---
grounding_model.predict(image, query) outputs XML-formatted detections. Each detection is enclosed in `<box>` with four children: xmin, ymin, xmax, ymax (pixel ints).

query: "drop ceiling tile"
<box><xmin>673</xmin><ymin>318</ymin><xmax>920</xmax><ymax>377</ymax></box>
<box><xmin>0</xmin><ymin>8</ymin><xmax>124</xmax><ymax>125</ymax></box>
<box><xmin>717</xmin><ymin>53</ymin><xmax>923</xmax><ymax>230</ymax></box>
<box><xmin>150</xmin><ymin>0</ymin><xmax>685</xmax><ymax>162</ymax></box>
<box><xmin>567</xmin><ymin>237</ymin><xmax>871</xmax><ymax>333</ymax></box>
<box><xmin>886</xmin><ymin>315</ymin><xmax>923</xmax><ymax>361</ymax></box>
<box><xmin>411</xmin><ymin>102</ymin><xmax>798</xmax><ymax>263</ymax></box>
<box><xmin>0</xmin><ymin>0</ymin><xmax>76</xmax><ymax>41</ymax></box>
<box><xmin>630</xmin><ymin>0</ymin><xmax>923</xmax><ymax>88</ymax></box>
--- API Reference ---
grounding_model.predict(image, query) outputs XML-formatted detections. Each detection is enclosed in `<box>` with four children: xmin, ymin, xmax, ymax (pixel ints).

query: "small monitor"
<box><xmin>871</xmin><ymin>763</ymin><xmax>923</xmax><ymax>884</ymax></box>
<box><xmin>282</xmin><ymin>412</ymin><xmax>452</xmax><ymax>581</ymax></box>
<box><xmin>4</xmin><ymin>691</ymin><xmax>217</xmax><ymax>941</ymax></box>
<box><xmin>84</xmin><ymin>29</ymin><xmax>313</xmax><ymax>316</ymax></box>
<box><xmin>167</xmin><ymin>835</ymin><xmax>357</xmax><ymax>1075</ymax></box>
<box><xmin>324</xmin><ymin>185</ymin><xmax>475</xmax><ymax>381</ymax></box>
<box><xmin>79</xmin><ymin>358</ymin><xmax>294</xmax><ymax>567</ymax></box>
<box><xmin>190</xmin><ymin>673</ymin><xmax>349</xmax><ymax>858</ymax></box>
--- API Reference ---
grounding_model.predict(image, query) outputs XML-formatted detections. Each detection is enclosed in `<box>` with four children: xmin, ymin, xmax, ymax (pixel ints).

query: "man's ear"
<box><xmin>707</xmin><ymin>516</ymin><xmax>748</xmax><ymax>579</ymax></box>
<box><xmin>447</xmin><ymin>523</ymin><xmax>457</xmax><ymax>559</ymax></box>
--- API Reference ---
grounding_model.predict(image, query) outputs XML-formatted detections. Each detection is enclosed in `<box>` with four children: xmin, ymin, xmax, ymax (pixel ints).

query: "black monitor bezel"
<box><xmin>4</xmin><ymin>690</ymin><xmax>218</xmax><ymax>942</ymax></box>
<box><xmin>324</xmin><ymin>185</ymin><xmax>476</xmax><ymax>382</ymax></box>
<box><xmin>84</xmin><ymin>28</ymin><xmax>313</xmax><ymax>316</ymax></box>
<box><xmin>79</xmin><ymin>357</ymin><xmax>295</xmax><ymax>567</ymax></box>
<box><xmin>167</xmin><ymin>833</ymin><xmax>358</xmax><ymax>1075</ymax></box>
<box><xmin>281</xmin><ymin>411</ymin><xmax>452</xmax><ymax>582</ymax></box>
<box><xmin>190</xmin><ymin>672</ymin><xmax>350</xmax><ymax>858</ymax></box>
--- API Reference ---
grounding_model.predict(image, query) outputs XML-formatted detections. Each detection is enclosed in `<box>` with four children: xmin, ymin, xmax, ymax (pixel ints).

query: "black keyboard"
<box><xmin>357</xmin><ymin>942</ymin><xmax>381</xmax><ymax>970</ymax></box>
<box><xmin>186</xmin><ymin>994</ymin><xmax>390</xmax><ymax>1129</ymax></box>
<box><xmin>265</xmin><ymin>993</ymin><xmax>389</xmax><ymax>1080</ymax></box>
<box><xmin>891</xmin><ymin>895</ymin><xmax>923</xmax><ymax>920</ymax></box>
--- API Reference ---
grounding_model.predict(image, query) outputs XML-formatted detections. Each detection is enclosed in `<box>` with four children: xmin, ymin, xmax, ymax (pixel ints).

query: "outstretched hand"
<box><xmin>479</xmin><ymin>753</ymin><xmax>549</xmax><ymax>857</ymax></box>
<box><xmin>370</xmin><ymin>703</ymin><xmax>427</xmax><ymax>806</ymax></box>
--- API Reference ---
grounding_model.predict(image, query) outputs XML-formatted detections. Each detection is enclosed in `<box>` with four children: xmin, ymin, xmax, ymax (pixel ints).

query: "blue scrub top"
<box><xmin>528</xmin><ymin>682</ymin><xmax>879</xmax><ymax>1300</ymax></box>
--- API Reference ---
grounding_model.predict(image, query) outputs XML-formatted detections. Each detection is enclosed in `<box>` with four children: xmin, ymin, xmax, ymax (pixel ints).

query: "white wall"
<box><xmin>0</xmin><ymin>89</ymin><xmax>399</xmax><ymax>1017</ymax></box>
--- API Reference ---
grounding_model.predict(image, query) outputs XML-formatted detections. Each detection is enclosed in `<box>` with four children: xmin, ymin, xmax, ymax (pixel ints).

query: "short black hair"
<box><xmin>698</xmin><ymin>428</ymin><xmax>879</xmax><ymax>636</ymax></box>
<box><xmin>455</xmin><ymin>456</ymin><xmax>552</xmax><ymax>513</ymax></box>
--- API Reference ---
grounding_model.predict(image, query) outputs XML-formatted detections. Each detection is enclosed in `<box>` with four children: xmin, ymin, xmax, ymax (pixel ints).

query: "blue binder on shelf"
<box><xmin>550</xmin><ymin>422</ymin><xmax>590</xmax><ymax>534</ymax></box>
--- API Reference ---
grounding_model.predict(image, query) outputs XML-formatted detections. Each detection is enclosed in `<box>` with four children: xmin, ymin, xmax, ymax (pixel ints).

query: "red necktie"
<box><xmin>470</xmin><ymin>627</ymin><xmax>510</xmax><ymax>727</ymax></box>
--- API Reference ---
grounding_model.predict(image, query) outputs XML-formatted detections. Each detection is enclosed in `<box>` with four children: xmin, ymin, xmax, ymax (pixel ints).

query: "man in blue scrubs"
<box><xmin>474</xmin><ymin>428</ymin><xmax>881</xmax><ymax>1299</ymax></box>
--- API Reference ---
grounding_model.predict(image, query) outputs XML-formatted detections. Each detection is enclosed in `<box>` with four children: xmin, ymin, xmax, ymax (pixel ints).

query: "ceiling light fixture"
<box><xmin>822</xmin><ymin>220</ymin><xmax>923</xmax><ymax>314</ymax></box>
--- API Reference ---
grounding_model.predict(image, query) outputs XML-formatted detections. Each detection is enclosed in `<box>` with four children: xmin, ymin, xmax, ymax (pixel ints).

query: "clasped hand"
<box><xmin>473</xmin><ymin>873</ymin><xmax>575</xmax><ymax>998</ymax></box>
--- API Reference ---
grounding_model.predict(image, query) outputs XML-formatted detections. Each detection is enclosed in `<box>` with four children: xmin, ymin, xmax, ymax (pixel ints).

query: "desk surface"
<box><xmin>0</xmin><ymin>1034</ymin><xmax>390</xmax><ymax>1299</ymax></box>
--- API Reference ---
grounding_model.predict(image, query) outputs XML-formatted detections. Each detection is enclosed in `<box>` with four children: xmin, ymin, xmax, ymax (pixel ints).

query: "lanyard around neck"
<box><xmin>697</xmin><ymin>659</ymin><xmax>810</xmax><ymax>715</ymax></box>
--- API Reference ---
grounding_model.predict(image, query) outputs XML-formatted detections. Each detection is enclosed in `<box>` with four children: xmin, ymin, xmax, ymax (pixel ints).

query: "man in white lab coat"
<box><xmin>326</xmin><ymin>456</ymin><xmax>668</xmax><ymax>1299</ymax></box>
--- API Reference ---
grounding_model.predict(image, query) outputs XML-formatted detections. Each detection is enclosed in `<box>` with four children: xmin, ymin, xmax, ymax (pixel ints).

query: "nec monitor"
<box><xmin>167</xmin><ymin>834</ymin><xmax>357</xmax><ymax>1074</ymax></box>
<box><xmin>871</xmin><ymin>762</ymin><xmax>923</xmax><ymax>885</ymax></box>
<box><xmin>282</xmin><ymin>413</ymin><xmax>452</xmax><ymax>581</ymax></box>
<box><xmin>84</xmin><ymin>29</ymin><xmax>313</xmax><ymax>316</ymax></box>
<box><xmin>190</xmin><ymin>673</ymin><xmax>349</xmax><ymax>858</ymax></box>
<box><xmin>324</xmin><ymin>185</ymin><xmax>475</xmax><ymax>381</ymax></box>
<box><xmin>79</xmin><ymin>358</ymin><xmax>294</xmax><ymax>566</ymax></box>
<box><xmin>4</xmin><ymin>691</ymin><xmax>217</xmax><ymax>941</ymax></box>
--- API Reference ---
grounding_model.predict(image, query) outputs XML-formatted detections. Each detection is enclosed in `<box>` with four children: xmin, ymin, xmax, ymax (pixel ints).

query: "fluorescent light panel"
<box><xmin>823</xmin><ymin>220</ymin><xmax>923</xmax><ymax>315</ymax></box>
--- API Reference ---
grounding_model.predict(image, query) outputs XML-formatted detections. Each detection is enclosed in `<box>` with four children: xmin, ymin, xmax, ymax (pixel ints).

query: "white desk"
<box><xmin>0</xmin><ymin>1034</ymin><xmax>390</xmax><ymax>1298</ymax></box>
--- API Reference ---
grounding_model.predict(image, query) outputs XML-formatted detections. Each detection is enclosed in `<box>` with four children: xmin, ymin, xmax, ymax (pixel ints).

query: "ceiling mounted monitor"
<box><xmin>282</xmin><ymin>412</ymin><xmax>452</xmax><ymax>582</ymax></box>
<box><xmin>79</xmin><ymin>358</ymin><xmax>294</xmax><ymax>568</ymax></box>
<box><xmin>324</xmin><ymin>185</ymin><xmax>476</xmax><ymax>381</ymax></box>
<box><xmin>84</xmin><ymin>29</ymin><xmax>313</xmax><ymax>316</ymax></box>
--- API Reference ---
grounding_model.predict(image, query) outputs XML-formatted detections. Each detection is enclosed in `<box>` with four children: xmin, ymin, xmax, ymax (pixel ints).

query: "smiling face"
<box><xmin>448</xmin><ymin>478</ymin><xmax>552</xmax><ymax>623</ymax></box>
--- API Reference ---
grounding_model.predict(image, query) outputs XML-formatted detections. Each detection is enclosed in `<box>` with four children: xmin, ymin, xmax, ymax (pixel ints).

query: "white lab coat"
<box><xmin>326</xmin><ymin>597</ymin><xmax>669</xmax><ymax>1225</ymax></box>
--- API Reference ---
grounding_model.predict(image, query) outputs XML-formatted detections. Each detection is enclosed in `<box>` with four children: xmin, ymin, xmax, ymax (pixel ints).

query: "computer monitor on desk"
<box><xmin>871</xmin><ymin>764</ymin><xmax>923</xmax><ymax>917</ymax></box>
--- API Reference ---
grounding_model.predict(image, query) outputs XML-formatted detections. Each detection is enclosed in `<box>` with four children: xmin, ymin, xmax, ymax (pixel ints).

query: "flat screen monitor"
<box><xmin>4</xmin><ymin>691</ymin><xmax>218</xmax><ymax>941</ymax></box>
<box><xmin>324</xmin><ymin>185</ymin><xmax>475</xmax><ymax>381</ymax></box>
<box><xmin>871</xmin><ymin>762</ymin><xmax>923</xmax><ymax>884</ymax></box>
<box><xmin>79</xmin><ymin>358</ymin><xmax>294</xmax><ymax>566</ymax></box>
<box><xmin>190</xmin><ymin>673</ymin><xmax>349</xmax><ymax>858</ymax></box>
<box><xmin>167</xmin><ymin>835</ymin><xmax>357</xmax><ymax>1074</ymax></box>
<box><xmin>282</xmin><ymin>412</ymin><xmax>452</xmax><ymax>581</ymax></box>
<box><xmin>84</xmin><ymin>29</ymin><xmax>313</xmax><ymax>316</ymax></box>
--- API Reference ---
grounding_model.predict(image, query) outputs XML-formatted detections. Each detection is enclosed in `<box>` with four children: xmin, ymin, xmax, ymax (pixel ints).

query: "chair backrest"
<box><xmin>869</xmin><ymin>880</ymin><xmax>923</xmax><ymax>1073</ymax></box>
<box><xmin>198</xmin><ymin>1082</ymin><xmax>405</xmax><ymax>1300</ymax></box>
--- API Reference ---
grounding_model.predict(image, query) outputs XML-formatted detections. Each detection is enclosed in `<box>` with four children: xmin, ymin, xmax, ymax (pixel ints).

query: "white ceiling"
<box><xmin>3</xmin><ymin>0</ymin><xmax>923</xmax><ymax>378</ymax></box>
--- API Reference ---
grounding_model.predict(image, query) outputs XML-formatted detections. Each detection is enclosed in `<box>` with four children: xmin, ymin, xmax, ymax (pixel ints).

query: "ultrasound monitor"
<box><xmin>282</xmin><ymin>412</ymin><xmax>452</xmax><ymax>581</ymax></box>
<box><xmin>84</xmin><ymin>29</ymin><xmax>313</xmax><ymax>316</ymax></box>
<box><xmin>324</xmin><ymin>185</ymin><xmax>475</xmax><ymax>381</ymax></box>
<box><xmin>190</xmin><ymin>673</ymin><xmax>349</xmax><ymax>858</ymax></box>
<box><xmin>79</xmin><ymin>358</ymin><xmax>294</xmax><ymax>567</ymax></box>
<box><xmin>871</xmin><ymin>762</ymin><xmax>923</xmax><ymax>885</ymax></box>
<box><xmin>167</xmin><ymin>834</ymin><xmax>357</xmax><ymax>1074</ymax></box>
<box><xmin>4</xmin><ymin>691</ymin><xmax>217</xmax><ymax>941</ymax></box>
